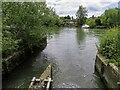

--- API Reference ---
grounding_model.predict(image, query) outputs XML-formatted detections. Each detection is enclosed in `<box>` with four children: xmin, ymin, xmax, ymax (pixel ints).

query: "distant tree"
<box><xmin>100</xmin><ymin>8</ymin><xmax>120</xmax><ymax>27</ymax></box>
<box><xmin>66</xmin><ymin>15</ymin><xmax>71</xmax><ymax>19</ymax></box>
<box><xmin>76</xmin><ymin>5</ymin><xmax>87</xmax><ymax>27</ymax></box>
<box><xmin>95</xmin><ymin>18</ymin><xmax>101</xmax><ymax>26</ymax></box>
<box><xmin>64</xmin><ymin>15</ymin><xmax>71</xmax><ymax>19</ymax></box>
<box><xmin>86</xmin><ymin>18</ymin><xmax>95</xmax><ymax>28</ymax></box>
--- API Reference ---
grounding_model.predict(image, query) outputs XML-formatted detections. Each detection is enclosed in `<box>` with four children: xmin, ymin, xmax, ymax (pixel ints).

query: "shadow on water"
<box><xmin>93</xmin><ymin>70</ymin><xmax>107</xmax><ymax>89</ymax></box>
<box><xmin>2</xmin><ymin>51</ymin><xmax>50</xmax><ymax>88</ymax></box>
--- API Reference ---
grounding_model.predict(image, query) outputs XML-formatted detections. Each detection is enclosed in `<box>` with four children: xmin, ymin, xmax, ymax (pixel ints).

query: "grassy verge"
<box><xmin>98</xmin><ymin>28</ymin><xmax>120</xmax><ymax>67</ymax></box>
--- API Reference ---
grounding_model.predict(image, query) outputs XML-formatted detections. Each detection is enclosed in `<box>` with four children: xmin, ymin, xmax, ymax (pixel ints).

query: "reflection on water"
<box><xmin>44</xmin><ymin>28</ymin><xmax>105</xmax><ymax>88</ymax></box>
<box><xmin>76</xmin><ymin>28</ymin><xmax>86</xmax><ymax>45</ymax></box>
<box><xmin>83</xmin><ymin>29</ymin><xmax>89</xmax><ymax>32</ymax></box>
<box><xmin>3</xmin><ymin>28</ymin><xmax>105</xmax><ymax>88</ymax></box>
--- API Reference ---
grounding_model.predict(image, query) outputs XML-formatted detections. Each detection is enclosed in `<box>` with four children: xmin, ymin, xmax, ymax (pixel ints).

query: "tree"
<box><xmin>65</xmin><ymin>15</ymin><xmax>71</xmax><ymax>19</ymax></box>
<box><xmin>76</xmin><ymin>5</ymin><xmax>87</xmax><ymax>27</ymax></box>
<box><xmin>2</xmin><ymin>2</ymin><xmax>61</xmax><ymax>57</ymax></box>
<box><xmin>100</xmin><ymin>8</ymin><xmax>120</xmax><ymax>27</ymax></box>
<box><xmin>95</xmin><ymin>18</ymin><xmax>101</xmax><ymax>26</ymax></box>
<box><xmin>86</xmin><ymin>18</ymin><xmax>95</xmax><ymax>28</ymax></box>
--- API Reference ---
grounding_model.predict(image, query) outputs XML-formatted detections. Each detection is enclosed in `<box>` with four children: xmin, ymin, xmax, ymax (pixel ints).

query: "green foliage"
<box><xmin>95</xmin><ymin>18</ymin><xmax>101</xmax><ymax>26</ymax></box>
<box><xmin>2</xmin><ymin>30</ymin><xmax>20</xmax><ymax>57</ymax></box>
<box><xmin>86</xmin><ymin>18</ymin><xmax>95</xmax><ymax>28</ymax></box>
<box><xmin>64</xmin><ymin>15</ymin><xmax>71</xmax><ymax>19</ymax></box>
<box><xmin>76</xmin><ymin>5</ymin><xmax>87</xmax><ymax>27</ymax></box>
<box><xmin>86</xmin><ymin>8</ymin><xmax>120</xmax><ymax>28</ymax></box>
<box><xmin>98</xmin><ymin>28</ymin><xmax>120</xmax><ymax>66</ymax></box>
<box><xmin>2</xmin><ymin>2</ymin><xmax>61</xmax><ymax>58</ymax></box>
<box><xmin>59</xmin><ymin>16</ymin><xmax>71</xmax><ymax>26</ymax></box>
<box><xmin>100</xmin><ymin>8</ymin><xmax>120</xmax><ymax>27</ymax></box>
<box><xmin>0</xmin><ymin>30</ymin><xmax>2</xmax><ymax>53</ymax></box>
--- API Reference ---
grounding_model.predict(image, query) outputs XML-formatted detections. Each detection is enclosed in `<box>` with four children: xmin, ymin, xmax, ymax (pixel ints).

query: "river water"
<box><xmin>3</xmin><ymin>28</ymin><xmax>105</xmax><ymax>88</ymax></box>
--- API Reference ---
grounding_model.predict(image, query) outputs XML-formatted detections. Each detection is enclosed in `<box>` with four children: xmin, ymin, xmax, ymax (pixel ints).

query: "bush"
<box><xmin>2</xmin><ymin>2</ymin><xmax>61</xmax><ymax>58</ymax></box>
<box><xmin>98</xmin><ymin>28</ymin><xmax>120</xmax><ymax>66</ymax></box>
<box><xmin>2</xmin><ymin>30</ymin><xmax>20</xmax><ymax>58</ymax></box>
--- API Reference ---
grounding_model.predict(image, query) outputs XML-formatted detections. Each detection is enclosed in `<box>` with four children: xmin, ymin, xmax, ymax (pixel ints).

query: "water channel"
<box><xmin>3</xmin><ymin>27</ymin><xmax>106</xmax><ymax>88</ymax></box>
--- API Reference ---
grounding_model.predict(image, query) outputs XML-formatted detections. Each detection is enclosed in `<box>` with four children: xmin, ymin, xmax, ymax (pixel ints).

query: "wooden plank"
<box><xmin>46</xmin><ymin>77</ymin><xmax>52</xmax><ymax>90</ymax></box>
<box><xmin>29</xmin><ymin>77</ymin><xmax>36</xmax><ymax>88</ymax></box>
<box><xmin>28</xmin><ymin>64</ymin><xmax>52</xmax><ymax>90</ymax></box>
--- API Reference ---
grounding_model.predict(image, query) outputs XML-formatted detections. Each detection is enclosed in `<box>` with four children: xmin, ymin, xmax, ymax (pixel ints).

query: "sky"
<box><xmin>46</xmin><ymin>0</ymin><xmax>119</xmax><ymax>18</ymax></box>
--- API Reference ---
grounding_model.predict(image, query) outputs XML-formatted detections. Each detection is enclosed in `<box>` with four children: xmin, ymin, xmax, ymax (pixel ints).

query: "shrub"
<box><xmin>2</xmin><ymin>2</ymin><xmax>61</xmax><ymax>58</ymax></box>
<box><xmin>98</xmin><ymin>28</ymin><xmax>120</xmax><ymax>66</ymax></box>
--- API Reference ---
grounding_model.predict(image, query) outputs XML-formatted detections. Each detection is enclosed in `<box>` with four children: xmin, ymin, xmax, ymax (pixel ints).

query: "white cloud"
<box><xmin>46</xmin><ymin>0</ymin><xmax>119</xmax><ymax>18</ymax></box>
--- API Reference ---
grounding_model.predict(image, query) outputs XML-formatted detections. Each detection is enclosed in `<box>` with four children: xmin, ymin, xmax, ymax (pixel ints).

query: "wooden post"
<box><xmin>29</xmin><ymin>77</ymin><xmax>36</xmax><ymax>88</ymax></box>
<box><xmin>46</xmin><ymin>77</ymin><xmax>52</xmax><ymax>90</ymax></box>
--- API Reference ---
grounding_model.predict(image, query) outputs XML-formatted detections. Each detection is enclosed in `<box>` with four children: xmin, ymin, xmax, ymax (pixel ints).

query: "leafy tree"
<box><xmin>59</xmin><ymin>15</ymin><xmax>71</xmax><ymax>26</ymax></box>
<box><xmin>95</xmin><ymin>18</ymin><xmax>101</xmax><ymax>26</ymax></box>
<box><xmin>76</xmin><ymin>5</ymin><xmax>87</xmax><ymax>27</ymax></box>
<box><xmin>86</xmin><ymin>8</ymin><xmax>120</xmax><ymax>28</ymax></box>
<box><xmin>100</xmin><ymin>8</ymin><xmax>120</xmax><ymax>27</ymax></box>
<box><xmin>64</xmin><ymin>15</ymin><xmax>71</xmax><ymax>19</ymax></box>
<box><xmin>2</xmin><ymin>2</ymin><xmax>61</xmax><ymax>58</ymax></box>
<box><xmin>86</xmin><ymin>18</ymin><xmax>95</xmax><ymax>28</ymax></box>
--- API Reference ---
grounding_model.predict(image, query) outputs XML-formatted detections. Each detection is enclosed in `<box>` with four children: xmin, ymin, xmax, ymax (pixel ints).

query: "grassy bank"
<box><xmin>98</xmin><ymin>28</ymin><xmax>120</xmax><ymax>66</ymax></box>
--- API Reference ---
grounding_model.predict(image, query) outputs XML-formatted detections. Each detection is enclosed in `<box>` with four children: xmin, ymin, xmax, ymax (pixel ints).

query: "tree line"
<box><xmin>76</xmin><ymin>5</ymin><xmax>120</xmax><ymax>28</ymax></box>
<box><xmin>86</xmin><ymin>8</ymin><xmax>120</xmax><ymax>28</ymax></box>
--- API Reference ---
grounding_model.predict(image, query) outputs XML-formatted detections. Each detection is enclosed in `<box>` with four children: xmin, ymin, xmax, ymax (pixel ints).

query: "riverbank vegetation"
<box><xmin>91</xmin><ymin>7</ymin><xmax>120</xmax><ymax>67</ymax></box>
<box><xmin>60</xmin><ymin>15</ymin><xmax>71</xmax><ymax>26</ymax></box>
<box><xmin>98</xmin><ymin>28</ymin><xmax>120</xmax><ymax>67</ymax></box>
<box><xmin>2</xmin><ymin>2</ymin><xmax>61</xmax><ymax>58</ymax></box>
<box><xmin>86</xmin><ymin>8</ymin><xmax>120</xmax><ymax>28</ymax></box>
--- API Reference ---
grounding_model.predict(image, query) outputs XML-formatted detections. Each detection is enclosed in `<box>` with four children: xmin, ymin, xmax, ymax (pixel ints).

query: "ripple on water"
<box><xmin>56</xmin><ymin>82</ymin><xmax>81</xmax><ymax>88</ymax></box>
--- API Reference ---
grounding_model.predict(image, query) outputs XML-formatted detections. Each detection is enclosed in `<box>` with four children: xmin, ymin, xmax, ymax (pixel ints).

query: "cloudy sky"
<box><xmin>46</xmin><ymin>0</ymin><xmax>119</xmax><ymax>18</ymax></box>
